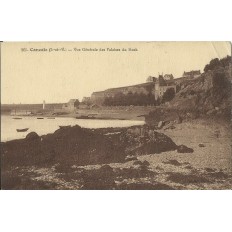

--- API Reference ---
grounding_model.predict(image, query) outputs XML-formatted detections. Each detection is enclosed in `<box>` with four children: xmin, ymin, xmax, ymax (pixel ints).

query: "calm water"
<box><xmin>1</xmin><ymin>115</ymin><xmax>144</xmax><ymax>142</ymax></box>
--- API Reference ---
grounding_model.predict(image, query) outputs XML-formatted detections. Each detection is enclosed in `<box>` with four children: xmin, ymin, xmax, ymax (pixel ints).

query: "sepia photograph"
<box><xmin>1</xmin><ymin>41</ymin><xmax>231</xmax><ymax>190</ymax></box>
<box><xmin>1</xmin><ymin>1</ymin><xmax>232</xmax><ymax>231</ymax></box>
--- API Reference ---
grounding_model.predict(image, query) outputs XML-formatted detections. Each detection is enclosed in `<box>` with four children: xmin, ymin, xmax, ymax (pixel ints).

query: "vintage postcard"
<box><xmin>1</xmin><ymin>42</ymin><xmax>231</xmax><ymax>190</ymax></box>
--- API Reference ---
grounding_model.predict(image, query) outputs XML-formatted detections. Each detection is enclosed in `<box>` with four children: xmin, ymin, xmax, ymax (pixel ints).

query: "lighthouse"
<box><xmin>43</xmin><ymin>100</ymin><xmax>46</xmax><ymax>110</ymax></box>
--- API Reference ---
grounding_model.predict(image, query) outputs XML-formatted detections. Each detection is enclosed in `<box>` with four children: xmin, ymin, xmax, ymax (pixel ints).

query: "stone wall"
<box><xmin>91</xmin><ymin>82</ymin><xmax>156</xmax><ymax>105</ymax></box>
<box><xmin>90</xmin><ymin>77</ymin><xmax>179</xmax><ymax>105</ymax></box>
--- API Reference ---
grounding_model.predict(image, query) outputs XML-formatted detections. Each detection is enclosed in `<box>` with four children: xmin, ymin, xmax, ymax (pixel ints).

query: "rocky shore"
<box><xmin>1</xmin><ymin>119</ymin><xmax>231</xmax><ymax>190</ymax></box>
<box><xmin>1</xmin><ymin>124</ymin><xmax>180</xmax><ymax>169</ymax></box>
<box><xmin>1</xmin><ymin>124</ymin><xmax>188</xmax><ymax>189</ymax></box>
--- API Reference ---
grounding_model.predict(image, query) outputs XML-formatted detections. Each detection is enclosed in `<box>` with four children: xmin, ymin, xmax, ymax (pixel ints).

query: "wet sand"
<box><xmin>144</xmin><ymin>119</ymin><xmax>231</xmax><ymax>171</ymax></box>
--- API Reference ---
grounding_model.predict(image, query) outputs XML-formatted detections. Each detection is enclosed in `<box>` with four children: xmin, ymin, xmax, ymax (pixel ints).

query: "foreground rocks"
<box><xmin>1</xmin><ymin>124</ymin><xmax>196</xmax><ymax>189</ymax></box>
<box><xmin>1</xmin><ymin>125</ymin><xmax>182</xmax><ymax>169</ymax></box>
<box><xmin>1</xmin><ymin>125</ymin><xmax>125</xmax><ymax>168</ymax></box>
<box><xmin>3</xmin><ymin>158</ymin><xmax>230</xmax><ymax>190</ymax></box>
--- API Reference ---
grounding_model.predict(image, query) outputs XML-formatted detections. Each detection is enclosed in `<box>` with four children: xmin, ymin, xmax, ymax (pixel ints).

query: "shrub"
<box><xmin>204</xmin><ymin>56</ymin><xmax>231</xmax><ymax>72</ymax></box>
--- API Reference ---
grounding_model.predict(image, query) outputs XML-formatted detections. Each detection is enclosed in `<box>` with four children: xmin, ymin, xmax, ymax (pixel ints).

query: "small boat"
<box><xmin>59</xmin><ymin>125</ymin><xmax>71</xmax><ymax>129</ymax></box>
<box><xmin>47</xmin><ymin>117</ymin><xmax>55</xmax><ymax>119</ymax></box>
<box><xmin>16</xmin><ymin>128</ymin><xmax>29</xmax><ymax>132</ymax></box>
<box><xmin>37</xmin><ymin>117</ymin><xmax>44</xmax><ymax>119</ymax></box>
<box><xmin>76</xmin><ymin>115</ymin><xmax>95</xmax><ymax>119</ymax></box>
<box><xmin>13</xmin><ymin>117</ymin><xmax>22</xmax><ymax>120</ymax></box>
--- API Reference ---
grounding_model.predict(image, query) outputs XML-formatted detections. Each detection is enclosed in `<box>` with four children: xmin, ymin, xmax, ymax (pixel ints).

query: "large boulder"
<box><xmin>177</xmin><ymin>145</ymin><xmax>194</xmax><ymax>153</ymax></box>
<box><xmin>26</xmin><ymin>132</ymin><xmax>40</xmax><ymax>140</ymax></box>
<box><xmin>81</xmin><ymin>165</ymin><xmax>115</xmax><ymax>190</ymax></box>
<box><xmin>124</xmin><ymin>128</ymin><xmax>177</xmax><ymax>156</ymax></box>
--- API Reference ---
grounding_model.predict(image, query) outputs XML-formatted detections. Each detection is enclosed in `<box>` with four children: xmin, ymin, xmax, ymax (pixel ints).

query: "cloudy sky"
<box><xmin>2</xmin><ymin>41</ymin><xmax>231</xmax><ymax>104</ymax></box>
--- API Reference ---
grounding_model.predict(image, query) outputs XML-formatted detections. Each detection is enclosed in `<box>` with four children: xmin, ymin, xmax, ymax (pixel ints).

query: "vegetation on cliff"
<box><xmin>145</xmin><ymin>56</ymin><xmax>231</xmax><ymax>125</ymax></box>
<box><xmin>204</xmin><ymin>55</ymin><xmax>231</xmax><ymax>72</ymax></box>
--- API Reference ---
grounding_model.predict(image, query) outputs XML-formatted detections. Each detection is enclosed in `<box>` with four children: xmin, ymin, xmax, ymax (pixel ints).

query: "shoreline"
<box><xmin>2</xmin><ymin>112</ymin><xmax>145</xmax><ymax>121</ymax></box>
<box><xmin>1</xmin><ymin>115</ymin><xmax>145</xmax><ymax>142</ymax></box>
<box><xmin>1</xmin><ymin>117</ymin><xmax>231</xmax><ymax>189</ymax></box>
<box><xmin>1</xmin><ymin>106</ymin><xmax>158</xmax><ymax>121</ymax></box>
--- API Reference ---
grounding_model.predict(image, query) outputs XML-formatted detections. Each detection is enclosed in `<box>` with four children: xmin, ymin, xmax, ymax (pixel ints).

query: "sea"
<box><xmin>1</xmin><ymin>115</ymin><xmax>144</xmax><ymax>142</ymax></box>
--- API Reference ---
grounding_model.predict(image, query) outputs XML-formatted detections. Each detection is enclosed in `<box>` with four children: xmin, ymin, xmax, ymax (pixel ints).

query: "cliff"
<box><xmin>170</xmin><ymin>65</ymin><xmax>231</xmax><ymax>116</ymax></box>
<box><xmin>146</xmin><ymin>63</ymin><xmax>231</xmax><ymax>125</ymax></box>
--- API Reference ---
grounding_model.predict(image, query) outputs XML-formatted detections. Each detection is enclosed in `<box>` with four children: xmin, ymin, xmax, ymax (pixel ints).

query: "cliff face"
<box><xmin>146</xmin><ymin>64</ymin><xmax>231</xmax><ymax>125</ymax></box>
<box><xmin>170</xmin><ymin>65</ymin><xmax>231</xmax><ymax>115</ymax></box>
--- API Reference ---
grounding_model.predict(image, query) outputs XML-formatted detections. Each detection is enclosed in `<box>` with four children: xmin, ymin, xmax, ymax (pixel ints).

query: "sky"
<box><xmin>1</xmin><ymin>42</ymin><xmax>231</xmax><ymax>104</ymax></box>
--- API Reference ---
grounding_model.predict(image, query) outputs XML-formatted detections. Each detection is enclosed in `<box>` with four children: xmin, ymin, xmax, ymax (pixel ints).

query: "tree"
<box><xmin>220</xmin><ymin>55</ymin><xmax>231</xmax><ymax>68</ymax></box>
<box><xmin>204</xmin><ymin>56</ymin><xmax>231</xmax><ymax>72</ymax></box>
<box><xmin>204</xmin><ymin>58</ymin><xmax>220</xmax><ymax>72</ymax></box>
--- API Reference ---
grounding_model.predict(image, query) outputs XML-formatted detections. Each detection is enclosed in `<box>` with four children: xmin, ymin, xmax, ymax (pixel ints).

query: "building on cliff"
<box><xmin>154</xmin><ymin>75</ymin><xmax>176</xmax><ymax>100</ymax></box>
<box><xmin>164</xmin><ymin>74</ymin><xmax>174</xmax><ymax>81</ymax></box>
<box><xmin>182</xmin><ymin>70</ymin><xmax>201</xmax><ymax>79</ymax></box>
<box><xmin>146</xmin><ymin>76</ymin><xmax>157</xmax><ymax>82</ymax></box>
<box><xmin>90</xmin><ymin>75</ymin><xmax>176</xmax><ymax>105</ymax></box>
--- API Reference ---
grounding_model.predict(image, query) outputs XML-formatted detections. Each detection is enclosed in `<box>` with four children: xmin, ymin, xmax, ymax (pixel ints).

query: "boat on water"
<box><xmin>12</xmin><ymin>117</ymin><xmax>22</xmax><ymax>119</ymax></box>
<box><xmin>37</xmin><ymin>117</ymin><xmax>44</xmax><ymax>119</ymax></box>
<box><xmin>59</xmin><ymin>125</ymin><xmax>71</xmax><ymax>129</ymax></box>
<box><xmin>47</xmin><ymin>117</ymin><xmax>55</xmax><ymax>119</ymax></box>
<box><xmin>76</xmin><ymin>115</ymin><xmax>95</xmax><ymax>119</ymax></box>
<box><xmin>16</xmin><ymin>128</ymin><xmax>29</xmax><ymax>132</ymax></box>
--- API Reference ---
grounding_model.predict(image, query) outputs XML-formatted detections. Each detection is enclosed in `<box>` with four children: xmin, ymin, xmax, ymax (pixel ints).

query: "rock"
<box><xmin>81</xmin><ymin>165</ymin><xmax>115</xmax><ymax>190</ymax></box>
<box><xmin>157</xmin><ymin>121</ymin><xmax>164</xmax><ymax>129</ymax></box>
<box><xmin>99</xmin><ymin>164</ymin><xmax>113</xmax><ymax>174</ymax></box>
<box><xmin>163</xmin><ymin>122</ymin><xmax>170</xmax><ymax>129</ymax></box>
<box><xmin>3</xmin><ymin>124</ymin><xmax>178</xmax><ymax>172</ymax></box>
<box><xmin>142</xmin><ymin>160</ymin><xmax>150</xmax><ymax>166</ymax></box>
<box><xmin>133</xmin><ymin>160</ymin><xmax>143</xmax><ymax>166</ymax></box>
<box><xmin>25</xmin><ymin>132</ymin><xmax>40</xmax><ymax>140</ymax></box>
<box><xmin>167</xmin><ymin>173</ymin><xmax>209</xmax><ymax>184</ymax></box>
<box><xmin>215</xmin><ymin>107</ymin><xmax>220</xmax><ymax>111</ymax></box>
<box><xmin>55</xmin><ymin>163</ymin><xmax>72</xmax><ymax>173</ymax></box>
<box><xmin>127</xmin><ymin>127</ymin><xmax>141</xmax><ymax>136</ymax></box>
<box><xmin>128</xmin><ymin>129</ymin><xmax>177</xmax><ymax>156</ymax></box>
<box><xmin>163</xmin><ymin>122</ymin><xmax>176</xmax><ymax>130</ymax></box>
<box><xmin>199</xmin><ymin>143</ymin><xmax>205</xmax><ymax>147</ymax></box>
<box><xmin>117</xmin><ymin>182</ymin><xmax>174</xmax><ymax>190</ymax></box>
<box><xmin>205</xmin><ymin>168</ymin><xmax>215</xmax><ymax>173</ymax></box>
<box><xmin>177</xmin><ymin>145</ymin><xmax>194</xmax><ymax>153</ymax></box>
<box><xmin>164</xmin><ymin>159</ymin><xmax>182</xmax><ymax>166</ymax></box>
